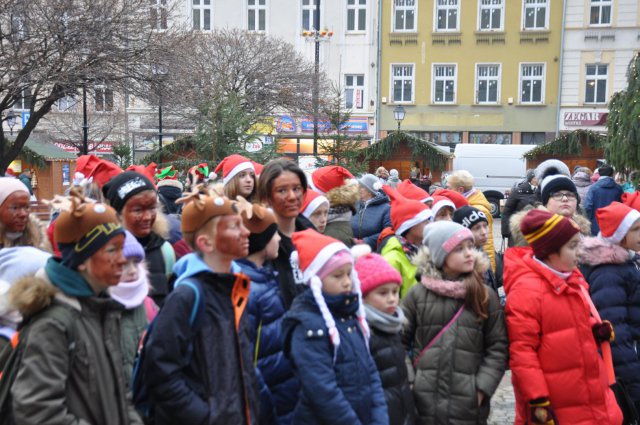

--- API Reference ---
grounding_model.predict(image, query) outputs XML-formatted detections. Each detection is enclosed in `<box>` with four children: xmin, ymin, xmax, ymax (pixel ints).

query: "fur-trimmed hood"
<box><xmin>508</xmin><ymin>205</ymin><xmax>591</xmax><ymax>247</ymax></box>
<box><xmin>411</xmin><ymin>246</ymin><xmax>489</xmax><ymax>299</ymax></box>
<box><xmin>0</xmin><ymin>214</ymin><xmax>51</xmax><ymax>252</ymax></box>
<box><xmin>326</xmin><ymin>183</ymin><xmax>359</xmax><ymax>209</ymax></box>
<box><xmin>578</xmin><ymin>236</ymin><xmax>634</xmax><ymax>266</ymax></box>
<box><xmin>151</xmin><ymin>210</ymin><xmax>170</xmax><ymax>240</ymax></box>
<box><xmin>9</xmin><ymin>269</ymin><xmax>60</xmax><ymax>317</ymax></box>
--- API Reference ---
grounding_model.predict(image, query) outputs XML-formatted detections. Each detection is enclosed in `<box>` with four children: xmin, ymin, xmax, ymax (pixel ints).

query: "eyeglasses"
<box><xmin>7</xmin><ymin>204</ymin><xmax>30</xmax><ymax>214</ymax></box>
<box><xmin>550</xmin><ymin>191</ymin><xmax>578</xmax><ymax>201</ymax></box>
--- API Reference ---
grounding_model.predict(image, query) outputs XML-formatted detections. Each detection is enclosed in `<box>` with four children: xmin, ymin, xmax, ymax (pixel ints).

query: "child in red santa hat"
<box><xmin>213</xmin><ymin>154</ymin><xmax>257</xmax><ymax>201</ymax></box>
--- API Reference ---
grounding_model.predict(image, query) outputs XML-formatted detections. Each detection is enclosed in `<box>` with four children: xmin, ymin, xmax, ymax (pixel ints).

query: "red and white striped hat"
<box><xmin>213</xmin><ymin>154</ymin><xmax>255</xmax><ymax>186</ymax></box>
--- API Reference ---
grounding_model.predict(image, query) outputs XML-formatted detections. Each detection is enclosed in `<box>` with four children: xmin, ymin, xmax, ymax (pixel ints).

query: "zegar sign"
<box><xmin>563</xmin><ymin>111</ymin><xmax>608</xmax><ymax>127</ymax></box>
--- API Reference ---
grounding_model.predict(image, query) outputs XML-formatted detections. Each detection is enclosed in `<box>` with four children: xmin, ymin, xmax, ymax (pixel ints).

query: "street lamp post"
<box><xmin>152</xmin><ymin>64</ymin><xmax>168</xmax><ymax>163</ymax></box>
<box><xmin>82</xmin><ymin>85</ymin><xmax>89</xmax><ymax>155</ymax></box>
<box><xmin>6</xmin><ymin>110</ymin><xmax>16</xmax><ymax>136</ymax></box>
<box><xmin>393</xmin><ymin>105</ymin><xmax>406</xmax><ymax>132</ymax></box>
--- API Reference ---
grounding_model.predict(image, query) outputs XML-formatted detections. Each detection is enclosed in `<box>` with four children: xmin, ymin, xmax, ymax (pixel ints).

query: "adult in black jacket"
<box><xmin>501</xmin><ymin>170</ymin><xmax>537</xmax><ymax>246</ymax></box>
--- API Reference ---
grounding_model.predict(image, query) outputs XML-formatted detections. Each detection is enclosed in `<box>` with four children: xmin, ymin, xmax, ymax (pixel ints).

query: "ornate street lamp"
<box><xmin>393</xmin><ymin>105</ymin><xmax>406</xmax><ymax>132</ymax></box>
<box><xmin>6</xmin><ymin>110</ymin><xmax>17</xmax><ymax>136</ymax></box>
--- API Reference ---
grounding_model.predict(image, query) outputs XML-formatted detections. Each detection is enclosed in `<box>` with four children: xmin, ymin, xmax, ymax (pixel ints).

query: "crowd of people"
<box><xmin>0</xmin><ymin>153</ymin><xmax>638</xmax><ymax>425</ymax></box>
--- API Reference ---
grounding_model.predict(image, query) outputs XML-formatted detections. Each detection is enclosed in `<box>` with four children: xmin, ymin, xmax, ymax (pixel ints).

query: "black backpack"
<box><xmin>0</xmin><ymin>302</ymin><xmax>79</xmax><ymax>425</ymax></box>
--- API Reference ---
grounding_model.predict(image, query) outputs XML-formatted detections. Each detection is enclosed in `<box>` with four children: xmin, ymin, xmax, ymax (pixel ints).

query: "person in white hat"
<box><xmin>0</xmin><ymin>176</ymin><xmax>50</xmax><ymax>251</ymax></box>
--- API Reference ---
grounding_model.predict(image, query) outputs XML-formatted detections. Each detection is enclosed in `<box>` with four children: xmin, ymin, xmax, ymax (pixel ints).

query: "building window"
<box><xmin>476</xmin><ymin>64</ymin><xmax>500</xmax><ymax>104</ymax></box>
<box><xmin>56</xmin><ymin>96</ymin><xmax>77</xmax><ymax>112</ymax></box>
<box><xmin>94</xmin><ymin>85</ymin><xmax>114</xmax><ymax>112</ymax></box>
<box><xmin>192</xmin><ymin>0</ymin><xmax>212</xmax><ymax>31</ymax></box>
<box><xmin>470</xmin><ymin>132</ymin><xmax>512</xmax><ymax>144</ymax></box>
<box><xmin>590</xmin><ymin>0</ymin><xmax>611</xmax><ymax>26</ymax></box>
<box><xmin>520</xmin><ymin>63</ymin><xmax>545</xmax><ymax>104</ymax></box>
<box><xmin>435</xmin><ymin>0</ymin><xmax>459</xmax><ymax>32</ymax></box>
<box><xmin>585</xmin><ymin>64</ymin><xmax>608</xmax><ymax>104</ymax></box>
<box><xmin>522</xmin><ymin>132</ymin><xmax>546</xmax><ymax>144</ymax></box>
<box><xmin>150</xmin><ymin>0</ymin><xmax>168</xmax><ymax>30</ymax></box>
<box><xmin>13</xmin><ymin>88</ymin><xmax>32</xmax><ymax>111</ymax></box>
<box><xmin>433</xmin><ymin>64</ymin><xmax>457</xmax><ymax>104</ymax></box>
<box><xmin>391</xmin><ymin>64</ymin><xmax>414</xmax><ymax>103</ymax></box>
<box><xmin>393</xmin><ymin>0</ymin><xmax>416</xmax><ymax>32</ymax></box>
<box><xmin>248</xmin><ymin>0</ymin><xmax>267</xmax><ymax>32</ymax></box>
<box><xmin>479</xmin><ymin>0</ymin><xmax>503</xmax><ymax>31</ymax></box>
<box><xmin>345</xmin><ymin>75</ymin><xmax>365</xmax><ymax>109</ymax></box>
<box><xmin>522</xmin><ymin>0</ymin><xmax>548</xmax><ymax>30</ymax></box>
<box><xmin>347</xmin><ymin>0</ymin><xmax>366</xmax><ymax>32</ymax></box>
<box><xmin>302</xmin><ymin>0</ymin><xmax>318</xmax><ymax>31</ymax></box>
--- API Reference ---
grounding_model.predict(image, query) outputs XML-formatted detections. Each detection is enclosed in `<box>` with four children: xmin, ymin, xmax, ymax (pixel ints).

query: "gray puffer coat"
<box><xmin>401</xmin><ymin>249</ymin><xmax>508</xmax><ymax>425</ymax></box>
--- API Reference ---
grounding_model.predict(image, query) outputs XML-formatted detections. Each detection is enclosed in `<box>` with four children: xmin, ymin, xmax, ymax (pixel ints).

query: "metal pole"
<box><xmin>312</xmin><ymin>0</ymin><xmax>320</xmax><ymax>155</ymax></box>
<box><xmin>82</xmin><ymin>85</ymin><xmax>88</xmax><ymax>155</ymax></box>
<box><xmin>158</xmin><ymin>90</ymin><xmax>163</xmax><ymax>163</ymax></box>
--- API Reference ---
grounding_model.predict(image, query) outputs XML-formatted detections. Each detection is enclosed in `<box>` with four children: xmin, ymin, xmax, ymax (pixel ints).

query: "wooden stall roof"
<box><xmin>363</xmin><ymin>131</ymin><xmax>453</xmax><ymax>170</ymax></box>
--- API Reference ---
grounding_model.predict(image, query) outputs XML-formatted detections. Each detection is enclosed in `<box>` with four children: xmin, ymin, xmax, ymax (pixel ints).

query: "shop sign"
<box><xmin>276</xmin><ymin>115</ymin><xmax>297</xmax><ymax>133</ymax></box>
<box><xmin>244</xmin><ymin>140</ymin><xmax>263</xmax><ymax>153</ymax></box>
<box><xmin>563</xmin><ymin>111</ymin><xmax>608</xmax><ymax>127</ymax></box>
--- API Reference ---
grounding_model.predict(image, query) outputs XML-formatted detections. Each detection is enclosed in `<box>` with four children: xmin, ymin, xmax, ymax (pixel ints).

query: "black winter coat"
<box><xmin>500</xmin><ymin>181</ymin><xmax>536</xmax><ymax>241</ymax></box>
<box><xmin>138</xmin><ymin>231</ymin><xmax>174</xmax><ymax>306</ymax></box>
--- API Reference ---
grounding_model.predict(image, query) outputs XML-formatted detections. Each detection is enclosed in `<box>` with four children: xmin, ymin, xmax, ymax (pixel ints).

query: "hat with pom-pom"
<box><xmin>358</xmin><ymin>174</ymin><xmax>382</xmax><ymax>195</ymax></box>
<box><xmin>310</xmin><ymin>166</ymin><xmax>354</xmax><ymax>195</ymax></box>
<box><xmin>521</xmin><ymin>209</ymin><xmax>580</xmax><ymax>258</ymax></box>
<box><xmin>355</xmin><ymin>253</ymin><xmax>402</xmax><ymax>296</ymax></box>
<box><xmin>382</xmin><ymin>186</ymin><xmax>433</xmax><ymax>236</ymax></box>
<box><xmin>300</xmin><ymin>189</ymin><xmax>329</xmax><ymax>218</ymax></box>
<box><xmin>540</xmin><ymin>174</ymin><xmax>578</xmax><ymax>206</ymax></box>
<box><xmin>290</xmin><ymin>229</ymin><xmax>370</xmax><ymax>363</ymax></box>
<box><xmin>75</xmin><ymin>155</ymin><xmax>123</xmax><ymax>188</ymax></box>
<box><xmin>535</xmin><ymin>159</ymin><xmax>571</xmax><ymax>184</ymax></box>
<box><xmin>397</xmin><ymin>180</ymin><xmax>430</xmax><ymax>203</ymax></box>
<box><xmin>432</xmin><ymin>189</ymin><xmax>469</xmax><ymax>209</ymax></box>
<box><xmin>212</xmin><ymin>154</ymin><xmax>255</xmax><ymax>186</ymax></box>
<box><xmin>596</xmin><ymin>201</ymin><xmax>640</xmax><ymax>244</ymax></box>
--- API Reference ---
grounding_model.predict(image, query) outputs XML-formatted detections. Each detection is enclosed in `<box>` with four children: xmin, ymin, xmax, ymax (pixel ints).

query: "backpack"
<box><xmin>0</xmin><ymin>302</ymin><xmax>79</xmax><ymax>425</ymax></box>
<box><xmin>131</xmin><ymin>278</ymin><xmax>205</xmax><ymax>423</ymax></box>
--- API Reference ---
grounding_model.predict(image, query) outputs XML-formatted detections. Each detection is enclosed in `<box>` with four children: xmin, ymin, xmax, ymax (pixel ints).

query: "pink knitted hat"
<box><xmin>355</xmin><ymin>253</ymin><xmax>402</xmax><ymax>296</ymax></box>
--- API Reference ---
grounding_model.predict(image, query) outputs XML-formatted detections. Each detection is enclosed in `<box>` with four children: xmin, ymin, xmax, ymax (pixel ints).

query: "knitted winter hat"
<box><xmin>358</xmin><ymin>174</ymin><xmax>382</xmax><ymax>195</ymax></box>
<box><xmin>422</xmin><ymin>221</ymin><xmax>474</xmax><ymax>268</ymax></box>
<box><xmin>622</xmin><ymin>191</ymin><xmax>640</xmax><ymax>211</ymax></box>
<box><xmin>156</xmin><ymin>165</ymin><xmax>178</xmax><ymax>181</ymax></box>
<box><xmin>534</xmin><ymin>159</ymin><xmax>571</xmax><ymax>184</ymax></box>
<box><xmin>311</xmin><ymin>166</ymin><xmax>354</xmax><ymax>195</ymax></box>
<box><xmin>213</xmin><ymin>154</ymin><xmax>255</xmax><ymax>186</ymax></box>
<box><xmin>178</xmin><ymin>187</ymin><xmax>240</xmax><ymax>234</ymax></box>
<box><xmin>241</xmin><ymin>203</ymin><xmax>278</xmax><ymax>254</ymax></box>
<box><xmin>102</xmin><ymin>171</ymin><xmax>156</xmax><ymax>213</ymax></box>
<box><xmin>431</xmin><ymin>195</ymin><xmax>456</xmax><ymax>218</ymax></box>
<box><xmin>300</xmin><ymin>189</ymin><xmax>329</xmax><ymax>218</ymax></box>
<box><xmin>432</xmin><ymin>189</ymin><xmax>469</xmax><ymax>209</ymax></box>
<box><xmin>520</xmin><ymin>209</ymin><xmax>580</xmax><ymax>258</ymax></box>
<box><xmin>291</xmin><ymin>229</ymin><xmax>370</xmax><ymax>362</ymax></box>
<box><xmin>122</xmin><ymin>230</ymin><xmax>145</xmax><ymax>261</ymax></box>
<box><xmin>382</xmin><ymin>186</ymin><xmax>433</xmax><ymax>237</ymax></box>
<box><xmin>0</xmin><ymin>177</ymin><xmax>29</xmax><ymax>207</ymax></box>
<box><xmin>540</xmin><ymin>174</ymin><xmax>578</xmax><ymax>205</ymax></box>
<box><xmin>397</xmin><ymin>180</ymin><xmax>430</xmax><ymax>203</ymax></box>
<box><xmin>355</xmin><ymin>253</ymin><xmax>402</xmax><ymax>296</ymax></box>
<box><xmin>126</xmin><ymin>163</ymin><xmax>157</xmax><ymax>186</ymax></box>
<box><xmin>596</xmin><ymin>201</ymin><xmax>640</xmax><ymax>244</ymax></box>
<box><xmin>55</xmin><ymin>189</ymin><xmax>125</xmax><ymax>269</ymax></box>
<box><xmin>453</xmin><ymin>205</ymin><xmax>488</xmax><ymax>229</ymax></box>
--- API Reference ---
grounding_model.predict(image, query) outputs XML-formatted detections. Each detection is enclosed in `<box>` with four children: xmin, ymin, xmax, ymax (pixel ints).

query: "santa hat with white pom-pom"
<box><xmin>290</xmin><ymin>229</ymin><xmax>371</xmax><ymax>363</ymax></box>
<box><xmin>211</xmin><ymin>154</ymin><xmax>255</xmax><ymax>186</ymax></box>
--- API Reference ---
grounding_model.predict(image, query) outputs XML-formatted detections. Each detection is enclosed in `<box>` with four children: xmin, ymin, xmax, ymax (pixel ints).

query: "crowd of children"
<box><xmin>1</xmin><ymin>154</ymin><xmax>639</xmax><ymax>425</ymax></box>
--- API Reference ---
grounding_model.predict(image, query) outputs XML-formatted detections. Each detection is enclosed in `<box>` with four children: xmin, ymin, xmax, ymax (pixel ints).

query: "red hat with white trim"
<box><xmin>251</xmin><ymin>161</ymin><xmax>264</xmax><ymax>177</ymax></box>
<box><xmin>432</xmin><ymin>189</ymin><xmax>469</xmax><ymax>209</ymax></box>
<box><xmin>397</xmin><ymin>180</ymin><xmax>430</xmax><ymax>203</ymax></box>
<box><xmin>291</xmin><ymin>229</ymin><xmax>370</xmax><ymax>362</ymax></box>
<box><xmin>622</xmin><ymin>191</ymin><xmax>640</xmax><ymax>212</ymax></box>
<box><xmin>213</xmin><ymin>154</ymin><xmax>255</xmax><ymax>186</ymax></box>
<box><xmin>431</xmin><ymin>195</ymin><xmax>456</xmax><ymax>218</ymax></box>
<box><xmin>596</xmin><ymin>201</ymin><xmax>640</xmax><ymax>244</ymax></box>
<box><xmin>382</xmin><ymin>186</ymin><xmax>433</xmax><ymax>236</ymax></box>
<box><xmin>300</xmin><ymin>189</ymin><xmax>329</xmax><ymax>218</ymax></box>
<box><xmin>310</xmin><ymin>166</ymin><xmax>354</xmax><ymax>195</ymax></box>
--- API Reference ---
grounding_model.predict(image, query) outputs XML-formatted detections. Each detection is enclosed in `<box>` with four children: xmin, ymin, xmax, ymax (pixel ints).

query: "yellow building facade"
<box><xmin>379</xmin><ymin>0</ymin><xmax>564</xmax><ymax>146</ymax></box>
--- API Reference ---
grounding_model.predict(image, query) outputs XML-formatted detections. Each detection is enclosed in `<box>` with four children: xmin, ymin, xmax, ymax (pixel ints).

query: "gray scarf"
<box><xmin>365</xmin><ymin>303</ymin><xmax>405</xmax><ymax>334</ymax></box>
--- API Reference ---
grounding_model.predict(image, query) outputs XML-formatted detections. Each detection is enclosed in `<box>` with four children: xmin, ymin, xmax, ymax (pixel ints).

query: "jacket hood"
<box><xmin>9</xmin><ymin>270</ymin><xmax>58</xmax><ymax>316</ymax></box>
<box><xmin>326</xmin><ymin>183</ymin><xmax>359</xmax><ymax>208</ymax></box>
<box><xmin>411</xmin><ymin>246</ymin><xmax>489</xmax><ymax>299</ymax></box>
<box><xmin>235</xmin><ymin>258</ymin><xmax>277</xmax><ymax>284</ymax></box>
<box><xmin>578</xmin><ymin>236</ymin><xmax>633</xmax><ymax>266</ymax></box>
<box><xmin>366</xmin><ymin>191</ymin><xmax>389</xmax><ymax>206</ymax></box>
<box><xmin>596</xmin><ymin>176</ymin><xmax>618</xmax><ymax>189</ymax></box>
<box><xmin>572</xmin><ymin>171</ymin><xmax>592</xmax><ymax>187</ymax></box>
<box><xmin>151</xmin><ymin>211</ymin><xmax>170</xmax><ymax>240</ymax></box>
<box><xmin>509</xmin><ymin>206</ymin><xmax>591</xmax><ymax>247</ymax></box>
<box><xmin>172</xmin><ymin>252</ymin><xmax>241</xmax><ymax>285</ymax></box>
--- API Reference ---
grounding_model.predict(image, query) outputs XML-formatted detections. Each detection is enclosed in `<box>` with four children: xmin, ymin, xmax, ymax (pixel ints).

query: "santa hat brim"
<box><xmin>600</xmin><ymin>209</ymin><xmax>640</xmax><ymax>244</ymax></box>
<box><xmin>223</xmin><ymin>162</ymin><xmax>255</xmax><ymax>186</ymax></box>
<box><xmin>396</xmin><ymin>208</ymin><xmax>433</xmax><ymax>237</ymax></box>
<box><xmin>302</xmin><ymin>196</ymin><xmax>330</xmax><ymax>218</ymax></box>
<box><xmin>432</xmin><ymin>200</ymin><xmax>456</xmax><ymax>219</ymax></box>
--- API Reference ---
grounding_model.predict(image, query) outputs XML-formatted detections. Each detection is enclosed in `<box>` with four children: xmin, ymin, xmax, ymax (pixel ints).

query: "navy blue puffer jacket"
<box><xmin>238</xmin><ymin>258</ymin><xmax>300</xmax><ymax>425</ymax></box>
<box><xmin>283</xmin><ymin>290</ymin><xmax>388</xmax><ymax>425</ymax></box>
<box><xmin>579</xmin><ymin>237</ymin><xmax>640</xmax><ymax>404</ymax></box>
<box><xmin>351</xmin><ymin>192</ymin><xmax>391</xmax><ymax>251</ymax></box>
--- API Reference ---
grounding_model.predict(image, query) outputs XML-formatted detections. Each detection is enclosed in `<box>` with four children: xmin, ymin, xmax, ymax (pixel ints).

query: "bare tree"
<box><xmin>0</xmin><ymin>0</ymin><xmax>171</xmax><ymax>173</ymax></box>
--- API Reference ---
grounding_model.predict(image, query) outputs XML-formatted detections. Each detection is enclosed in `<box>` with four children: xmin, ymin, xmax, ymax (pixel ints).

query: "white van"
<box><xmin>450</xmin><ymin>144</ymin><xmax>537</xmax><ymax>217</ymax></box>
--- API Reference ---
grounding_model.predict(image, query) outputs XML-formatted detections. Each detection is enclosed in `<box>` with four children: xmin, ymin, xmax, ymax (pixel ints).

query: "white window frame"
<box><xmin>584</xmin><ymin>64</ymin><xmax>608</xmax><ymax>104</ymax></box>
<box><xmin>392</xmin><ymin>0</ymin><xmax>417</xmax><ymax>32</ymax></box>
<box><xmin>434</xmin><ymin>0</ymin><xmax>459</xmax><ymax>32</ymax></box>
<box><xmin>192</xmin><ymin>0</ymin><xmax>213</xmax><ymax>31</ymax></box>
<box><xmin>432</xmin><ymin>64</ymin><xmax>457</xmax><ymax>104</ymax></box>
<box><xmin>589</xmin><ymin>0</ymin><xmax>611</xmax><ymax>26</ymax></box>
<box><xmin>247</xmin><ymin>0</ymin><xmax>267</xmax><ymax>33</ymax></box>
<box><xmin>475</xmin><ymin>63</ymin><xmax>501</xmax><ymax>104</ymax></box>
<box><xmin>13</xmin><ymin>88</ymin><xmax>32</xmax><ymax>111</ymax></box>
<box><xmin>94</xmin><ymin>84</ymin><xmax>114</xmax><ymax>112</ymax></box>
<box><xmin>150</xmin><ymin>0</ymin><xmax>168</xmax><ymax>31</ymax></box>
<box><xmin>522</xmin><ymin>0</ymin><xmax>548</xmax><ymax>31</ymax></box>
<box><xmin>56</xmin><ymin>95</ymin><xmax>77</xmax><ymax>112</ymax></box>
<box><xmin>344</xmin><ymin>74</ymin><xmax>365</xmax><ymax>109</ymax></box>
<box><xmin>347</xmin><ymin>0</ymin><xmax>367</xmax><ymax>32</ymax></box>
<box><xmin>302</xmin><ymin>0</ymin><xmax>318</xmax><ymax>31</ymax></box>
<box><xmin>390</xmin><ymin>64</ymin><xmax>415</xmax><ymax>104</ymax></box>
<box><xmin>519</xmin><ymin>63</ymin><xmax>545</xmax><ymax>104</ymax></box>
<box><xmin>478</xmin><ymin>0</ymin><xmax>504</xmax><ymax>31</ymax></box>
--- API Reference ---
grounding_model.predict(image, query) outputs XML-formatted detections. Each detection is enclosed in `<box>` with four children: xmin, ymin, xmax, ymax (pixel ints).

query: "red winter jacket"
<box><xmin>503</xmin><ymin>246</ymin><xmax>622</xmax><ymax>425</ymax></box>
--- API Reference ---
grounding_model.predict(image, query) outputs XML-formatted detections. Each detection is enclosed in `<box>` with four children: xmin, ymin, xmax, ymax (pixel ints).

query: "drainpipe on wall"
<box><xmin>555</xmin><ymin>0</ymin><xmax>568</xmax><ymax>137</ymax></box>
<box><xmin>374</xmin><ymin>0</ymin><xmax>382</xmax><ymax>142</ymax></box>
